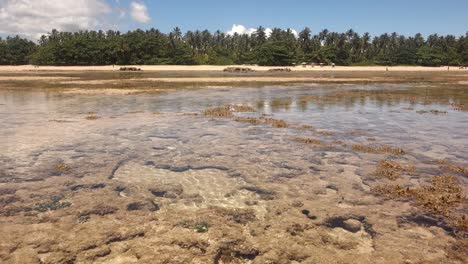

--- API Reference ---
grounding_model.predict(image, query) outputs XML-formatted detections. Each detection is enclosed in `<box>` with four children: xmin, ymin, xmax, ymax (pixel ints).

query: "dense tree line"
<box><xmin>1</xmin><ymin>27</ymin><xmax>467</xmax><ymax>66</ymax></box>
<box><xmin>0</xmin><ymin>36</ymin><xmax>36</xmax><ymax>65</ymax></box>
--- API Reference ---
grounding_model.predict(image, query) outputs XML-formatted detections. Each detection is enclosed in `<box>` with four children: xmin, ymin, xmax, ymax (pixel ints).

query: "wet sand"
<box><xmin>0</xmin><ymin>71</ymin><xmax>467</xmax><ymax>264</ymax></box>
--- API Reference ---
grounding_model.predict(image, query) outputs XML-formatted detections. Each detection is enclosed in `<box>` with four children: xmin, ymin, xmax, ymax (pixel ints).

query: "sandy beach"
<box><xmin>0</xmin><ymin>64</ymin><xmax>464</xmax><ymax>72</ymax></box>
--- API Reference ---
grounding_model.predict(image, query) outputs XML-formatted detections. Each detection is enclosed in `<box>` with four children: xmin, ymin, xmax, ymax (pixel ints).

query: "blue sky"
<box><xmin>0</xmin><ymin>0</ymin><xmax>467</xmax><ymax>39</ymax></box>
<box><xmin>126</xmin><ymin>0</ymin><xmax>468</xmax><ymax>36</ymax></box>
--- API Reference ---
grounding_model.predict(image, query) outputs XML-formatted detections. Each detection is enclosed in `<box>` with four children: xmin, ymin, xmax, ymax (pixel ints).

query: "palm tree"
<box><xmin>298</xmin><ymin>27</ymin><xmax>312</xmax><ymax>55</ymax></box>
<box><xmin>172</xmin><ymin>27</ymin><xmax>183</xmax><ymax>41</ymax></box>
<box><xmin>253</xmin><ymin>26</ymin><xmax>267</xmax><ymax>47</ymax></box>
<box><xmin>319</xmin><ymin>29</ymin><xmax>329</xmax><ymax>44</ymax></box>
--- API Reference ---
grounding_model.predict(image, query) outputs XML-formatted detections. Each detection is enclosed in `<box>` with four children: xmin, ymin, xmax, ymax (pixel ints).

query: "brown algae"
<box><xmin>54</xmin><ymin>163</ymin><xmax>71</xmax><ymax>172</ymax></box>
<box><xmin>373</xmin><ymin>174</ymin><xmax>464</xmax><ymax>217</ymax></box>
<box><xmin>234</xmin><ymin>117</ymin><xmax>262</xmax><ymax>125</ymax></box>
<box><xmin>203</xmin><ymin>106</ymin><xmax>234</xmax><ymax>118</ymax></box>
<box><xmin>440</xmin><ymin>164</ymin><xmax>468</xmax><ymax>175</ymax></box>
<box><xmin>203</xmin><ymin>104</ymin><xmax>256</xmax><ymax>118</ymax></box>
<box><xmin>374</xmin><ymin>159</ymin><xmax>415</xmax><ymax>180</ymax></box>
<box><xmin>85</xmin><ymin>112</ymin><xmax>99</xmax><ymax>120</ymax></box>
<box><xmin>352</xmin><ymin>144</ymin><xmax>406</xmax><ymax>155</ymax></box>
<box><xmin>294</xmin><ymin>137</ymin><xmax>322</xmax><ymax>145</ymax></box>
<box><xmin>262</xmin><ymin>118</ymin><xmax>288</xmax><ymax>128</ymax></box>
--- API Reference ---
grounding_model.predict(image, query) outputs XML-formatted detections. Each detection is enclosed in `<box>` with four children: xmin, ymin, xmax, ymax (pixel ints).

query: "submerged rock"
<box><xmin>322</xmin><ymin>215</ymin><xmax>376</xmax><ymax>236</ymax></box>
<box><xmin>343</xmin><ymin>219</ymin><xmax>362</xmax><ymax>233</ymax></box>
<box><xmin>301</xmin><ymin>209</ymin><xmax>317</xmax><ymax>220</ymax></box>
<box><xmin>126</xmin><ymin>201</ymin><xmax>160</xmax><ymax>212</ymax></box>
<box><xmin>149</xmin><ymin>184</ymin><xmax>184</xmax><ymax>198</ymax></box>
<box><xmin>326</xmin><ymin>184</ymin><xmax>339</xmax><ymax>191</ymax></box>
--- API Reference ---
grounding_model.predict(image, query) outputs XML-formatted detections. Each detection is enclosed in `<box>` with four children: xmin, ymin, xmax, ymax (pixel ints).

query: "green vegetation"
<box><xmin>0</xmin><ymin>36</ymin><xmax>36</xmax><ymax>65</ymax></box>
<box><xmin>1</xmin><ymin>27</ymin><xmax>467</xmax><ymax>66</ymax></box>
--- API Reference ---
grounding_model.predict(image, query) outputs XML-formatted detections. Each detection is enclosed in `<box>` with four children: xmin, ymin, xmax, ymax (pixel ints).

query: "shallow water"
<box><xmin>0</xmin><ymin>82</ymin><xmax>467</xmax><ymax>263</ymax></box>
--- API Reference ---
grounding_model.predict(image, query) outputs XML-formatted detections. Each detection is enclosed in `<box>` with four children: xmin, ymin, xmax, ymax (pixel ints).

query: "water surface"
<box><xmin>0</xmin><ymin>81</ymin><xmax>467</xmax><ymax>263</ymax></box>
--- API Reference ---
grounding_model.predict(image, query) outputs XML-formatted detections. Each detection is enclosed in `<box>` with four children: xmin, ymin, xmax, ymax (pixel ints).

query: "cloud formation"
<box><xmin>289</xmin><ymin>29</ymin><xmax>298</xmax><ymax>38</ymax></box>
<box><xmin>226</xmin><ymin>24</ymin><xmax>297</xmax><ymax>38</ymax></box>
<box><xmin>227</xmin><ymin>24</ymin><xmax>256</xmax><ymax>36</ymax></box>
<box><xmin>0</xmin><ymin>0</ymin><xmax>112</xmax><ymax>39</ymax></box>
<box><xmin>130</xmin><ymin>1</ymin><xmax>150</xmax><ymax>23</ymax></box>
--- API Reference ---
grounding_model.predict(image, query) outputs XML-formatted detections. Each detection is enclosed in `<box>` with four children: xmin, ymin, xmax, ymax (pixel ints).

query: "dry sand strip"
<box><xmin>0</xmin><ymin>65</ymin><xmax>466</xmax><ymax>72</ymax></box>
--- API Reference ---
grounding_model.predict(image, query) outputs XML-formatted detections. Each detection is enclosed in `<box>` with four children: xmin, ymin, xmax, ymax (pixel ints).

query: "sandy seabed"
<box><xmin>0</xmin><ymin>66</ymin><xmax>467</xmax><ymax>264</ymax></box>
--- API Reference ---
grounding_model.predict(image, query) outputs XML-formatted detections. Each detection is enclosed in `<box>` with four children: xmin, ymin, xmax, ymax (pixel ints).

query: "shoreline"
<box><xmin>0</xmin><ymin>65</ymin><xmax>465</xmax><ymax>73</ymax></box>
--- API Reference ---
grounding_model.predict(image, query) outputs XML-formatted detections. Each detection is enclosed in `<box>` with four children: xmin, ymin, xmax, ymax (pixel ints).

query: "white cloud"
<box><xmin>130</xmin><ymin>1</ymin><xmax>150</xmax><ymax>23</ymax></box>
<box><xmin>227</xmin><ymin>24</ymin><xmax>256</xmax><ymax>36</ymax></box>
<box><xmin>289</xmin><ymin>28</ymin><xmax>298</xmax><ymax>38</ymax></box>
<box><xmin>227</xmin><ymin>24</ymin><xmax>274</xmax><ymax>37</ymax></box>
<box><xmin>0</xmin><ymin>0</ymin><xmax>112</xmax><ymax>39</ymax></box>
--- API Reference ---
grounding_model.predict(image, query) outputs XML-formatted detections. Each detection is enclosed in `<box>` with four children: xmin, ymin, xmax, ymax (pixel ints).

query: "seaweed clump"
<box><xmin>375</xmin><ymin>174</ymin><xmax>467</xmax><ymax>259</ymax></box>
<box><xmin>374</xmin><ymin>159</ymin><xmax>415</xmax><ymax>180</ymax></box>
<box><xmin>234</xmin><ymin>117</ymin><xmax>262</xmax><ymax>125</ymax></box>
<box><xmin>440</xmin><ymin>163</ymin><xmax>468</xmax><ymax>175</ymax></box>
<box><xmin>85</xmin><ymin>112</ymin><xmax>99</xmax><ymax>120</ymax></box>
<box><xmin>54</xmin><ymin>163</ymin><xmax>71</xmax><ymax>172</ymax></box>
<box><xmin>203</xmin><ymin>104</ymin><xmax>255</xmax><ymax>118</ymax></box>
<box><xmin>230</xmin><ymin>105</ymin><xmax>256</xmax><ymax>112</ymax></box>
<box><xmin>373</xmin><ymin>174</ymin><xmax>464</xmax><ymax>216</ymax></box>
<box><xmin>293</xmin><ymin>137</ymin><xmax>335</xmax><ymax>149</ymax></box>
<box><xmin>294</xmin><ymin>137</ymin><xmax>322</xmax><ymax>145</ymax></box>
<box><xmin>352</xmin><ymin>144</ymin><xmax>405</xmax><ymax>155</ymax></box>
<box><xmin>203</xmin><ymin>106</ymin><xmax>233</xmax><ymax>118</ymax></box>
<box><xmin>262</xmin><ymin>118</ymin><xmax>288</xmax><ymax>128</ymax></box>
